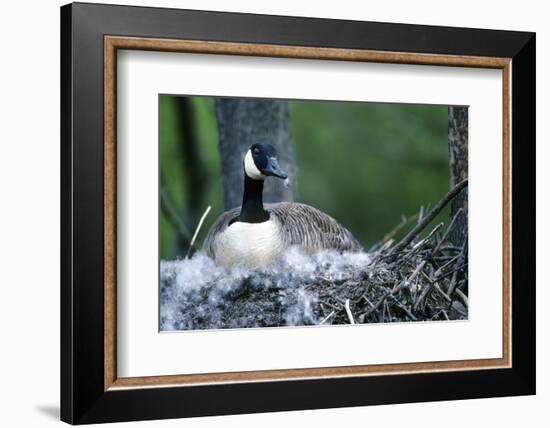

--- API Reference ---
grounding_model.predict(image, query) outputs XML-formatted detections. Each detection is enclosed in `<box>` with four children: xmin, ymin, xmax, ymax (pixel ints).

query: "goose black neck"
<box><xmin>236</xmin><ymin>175</ymin><xmax>270</xmax><ymax>223</ymax></box>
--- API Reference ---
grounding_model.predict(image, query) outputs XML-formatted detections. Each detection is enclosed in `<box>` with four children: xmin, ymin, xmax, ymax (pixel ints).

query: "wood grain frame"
<box><xmin>103</xmin><ymin>36</ymin><xmax>512</xmax><ymax>391</ymax></box>
<box><xmin>61</xmin><ymin>4</ymin><xmax>536</xmax><ymax>424</ymax></box>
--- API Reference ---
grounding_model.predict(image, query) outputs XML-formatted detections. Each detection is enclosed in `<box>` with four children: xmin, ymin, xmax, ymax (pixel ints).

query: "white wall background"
<box><xmin>0</xmin><ymin>1</ymin><xmax>546</xmax><ymax>427</ymax></box>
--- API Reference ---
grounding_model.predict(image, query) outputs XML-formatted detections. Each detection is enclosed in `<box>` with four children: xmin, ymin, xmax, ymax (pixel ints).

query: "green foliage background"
<box><xmin>160</xmin><ymin>96</ymin><xmax>449</xmax><ymax>260</ymax></box>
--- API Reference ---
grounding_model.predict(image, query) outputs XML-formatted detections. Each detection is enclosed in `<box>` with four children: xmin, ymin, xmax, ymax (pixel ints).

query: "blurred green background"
<box><xmin>160</xmin><ymin>96</ymin><xmax>449</xmax><ymax>260</ymax></box>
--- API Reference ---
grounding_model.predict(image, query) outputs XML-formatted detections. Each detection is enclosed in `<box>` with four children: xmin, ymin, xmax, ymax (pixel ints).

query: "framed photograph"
<box><xmin>60</xmin><ymin>2</ymin><xmax>535</xmax><ymax>424</ymax></box>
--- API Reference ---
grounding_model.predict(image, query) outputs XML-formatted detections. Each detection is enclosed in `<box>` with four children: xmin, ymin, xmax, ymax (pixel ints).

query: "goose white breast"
<box><xmin>213</xmin><ymin>219</ymin><xmax>284</xmax><ymax>269</ymax></box>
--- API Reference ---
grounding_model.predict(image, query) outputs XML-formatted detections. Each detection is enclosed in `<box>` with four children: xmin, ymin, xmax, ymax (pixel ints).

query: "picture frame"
<box><xmin>60</xmin><ymin>2</ymin><xmax>535</xmax><ymax>424</ymax></box>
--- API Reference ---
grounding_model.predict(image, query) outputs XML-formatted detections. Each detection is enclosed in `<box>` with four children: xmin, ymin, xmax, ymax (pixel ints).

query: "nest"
<box><xmin>160</xmin><ymin>180</ymin><xmax>468</xmax><ymax>331</ymax></box>
<box><xmin>309</xmin><ymin>227</ymin><xmax>468</xmax><ymax>325</ymax></box>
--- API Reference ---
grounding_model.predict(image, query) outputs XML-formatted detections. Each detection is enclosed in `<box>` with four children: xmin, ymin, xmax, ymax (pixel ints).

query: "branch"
<box><xmin>388</xmin><ymin>178</ymin><xmax>468</xmax><ymax>257</ymax></box>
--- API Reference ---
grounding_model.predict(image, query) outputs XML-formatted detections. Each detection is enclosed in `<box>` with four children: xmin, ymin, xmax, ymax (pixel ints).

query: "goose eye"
<box><xmin>253</xmin><ymin>148</ymin><xmax>260</xmax><ymax>156</ymax></box>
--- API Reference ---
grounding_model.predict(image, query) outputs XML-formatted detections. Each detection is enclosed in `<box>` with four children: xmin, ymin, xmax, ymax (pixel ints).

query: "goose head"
<box><xmin>243</xmin><ymin>141</ymin><xmax>288</xmax><ymax>181</ymax></box>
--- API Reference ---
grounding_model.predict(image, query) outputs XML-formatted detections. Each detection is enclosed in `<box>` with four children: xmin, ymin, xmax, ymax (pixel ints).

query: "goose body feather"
<box><xmin>204</xmin><ymin>202</ymin><xmax>361</xmax><ymax>269</ymax></box>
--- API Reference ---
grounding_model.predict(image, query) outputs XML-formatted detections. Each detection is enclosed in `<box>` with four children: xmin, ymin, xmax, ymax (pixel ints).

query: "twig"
<box><xmin>386</xmin><ymin>300</ymin><xmax>393</xmax><ymax>322</ymax></box>
<box><xmin>451</xmin><ymin>303</ymin><xmax>468</xmax><ymax>317</ymax></box>
<box><xmin>323</xmin><ymin>301</ymin><xmax>340</xmax><ymax>311</ymax></box>
<box><xmin>358</xmin><ymin>290</ymin><xmax>390</xmax><ymax>322</ymax></box>
<box><xmin>417</xmin><ymin>205</ymin><xmax>425</xmax><ymax>225</ymax></box>
<box><xmin>320</xmin><ymin>311</ymin><xmax>335</xmax><ymax>325</ymax></box>
<box><xmin>432</xmin><ymin>208</ymin><xmax>464</xmax><ymax>255</ymax></box>
<box><xmin>344</xmin><ymin>299</ymin><xmax>355</xmax><ymax>325</ymax></box>
<box><xmin>392</xmin><ymin>260</ymin><xmax>426</xmax><ymax>293</ymax></box>
<box><xmin>412</xmin><ymin>223</ymin><xmax>443</xmax><ymax>251</ymax></box>
<box><xmin>389</xmin><ymin>179</ymin><xmax>468</xmax><ymax>257</ymax></box>
<box><xmin>380</xmin><ymin>213</ymin><xmax>418</xmax><ymax>244</ymax></box>
<box><xmin>413</xmin><ymin>281</ymin><xmax>432</xmax><ymax>313</ymax></box>
<box><xmin>404</xmin><ymin>223</ymin><xmax>444</xmax><ymax>262</ymax></box>
<box><xmin>435</xmin><ymin>263</ymin><xmax>468</xmax><ymax>282</ymax></box>
<box><xmin>455</xmin><ymin>289</ymin><xmax>469</xmax><ymax>308</ymax></box>
<box><xmin>186</xmin><ymin>205</ymin><xmax>212</xmax><ymax>258</ymax></box>
<box><xmin>447</xmin><ymin>238</ymin><xmax>468</xmax><ymax>300</ymax></box>
<box><xmin>388</xmin><ymin>295</ymin><xmax>418</xmax><ymax>321</ymax></box>
<box><xmin>359</xmin><ymin>261</ymin><xmax>426</xmax><ymax>322</ymax></box>
<box><xmin>432</xmin><ymin>252</ymin><xmax>463</xmax><ymax>279</ymax></box>
<box><xmin>362</xmin><ymin>295</ymin><xmax>375</xmax><ymax>308</ymax></box>
<box><xmin>432</xmin><ymin>281</ymin><xmax>452</xmax><ymax>303</ymax></box>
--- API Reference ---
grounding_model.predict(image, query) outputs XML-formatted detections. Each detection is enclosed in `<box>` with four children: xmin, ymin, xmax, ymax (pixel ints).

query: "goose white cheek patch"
<box><xmin>244</xmin><ymin>150</ymin><xmax>264</xmax><ymax>180</ymax></box>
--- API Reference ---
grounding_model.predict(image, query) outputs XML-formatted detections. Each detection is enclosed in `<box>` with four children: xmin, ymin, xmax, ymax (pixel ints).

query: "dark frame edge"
<box><xmin>510</xmin><ymin>33</ymin><xmax>536</xmax><ymax>394</ymax></box>
<box><xmin>61</xmin><ymin>3</ymin><xmax>74</xmax><ymax>425</ymax></box>
<box><xmin>61</xmin><ymin>2</ymin><xmax>536</xmax><ymax>424</ymax></box>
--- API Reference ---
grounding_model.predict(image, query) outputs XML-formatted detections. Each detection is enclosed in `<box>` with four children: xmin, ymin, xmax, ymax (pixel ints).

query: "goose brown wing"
<box><xmin>266</xmin><ymin>202</ymin><xmax>361</xmax><ymax>253</ymax></box>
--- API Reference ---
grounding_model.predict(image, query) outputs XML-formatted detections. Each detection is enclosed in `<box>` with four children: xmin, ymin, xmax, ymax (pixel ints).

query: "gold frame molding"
<box><xmin>104</xmin><ymin>35</ymin><xmax>512</xmax><ymax>391</ymax></box>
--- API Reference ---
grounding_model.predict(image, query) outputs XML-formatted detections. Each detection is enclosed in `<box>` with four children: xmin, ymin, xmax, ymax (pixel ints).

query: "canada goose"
<box><xmin>203</xmin><ymin>141</ymin><xmax>361</xmax><ymax>269</ymax></box>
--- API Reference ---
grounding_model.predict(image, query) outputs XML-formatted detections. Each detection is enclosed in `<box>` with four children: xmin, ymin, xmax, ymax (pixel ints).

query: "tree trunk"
<box><xmin>215</xmin><ymin>98</ymin><xmax>296</xmax><ymax>210</ymax></box>
<box><xmin>175</xmin><ymin>97</ymin><xmax>205</xmax><ymax>221</ymax></box>
<box><xmin>448</xmin><ymin>106</ymin><xmax>468</xmax><ymax>247</ymax></box>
